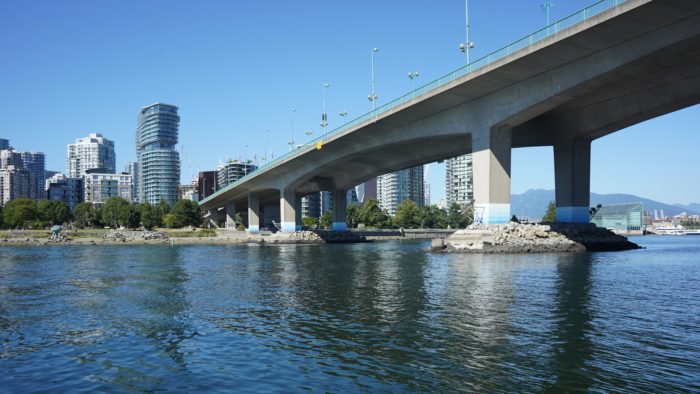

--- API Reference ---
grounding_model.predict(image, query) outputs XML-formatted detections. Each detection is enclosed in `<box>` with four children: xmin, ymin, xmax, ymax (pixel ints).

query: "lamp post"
<box><xmin>321</xmin><ymin>83</ymin><xmax>329</xmax><ymax>136</ymax></box>
<box><xmin>262</xmin><ymin>129</ymin><xmax>268</xmax><ymax>163</ymax></box>
<box><xmin>542</xmin><ymin>2</ymin><xmax>555</xmax><ymax>26</ymax></box>
<box><xmin>408</xmin><ymin>71</ymin><xmax>420</xmax><ymax>92</ymax></box>
<box><xmin>368</xmin><ymin>48</ymin><xmax>379</xmax><ymax>110</ymax></box>
<box><xmin>459</xmin><ymin>0</ymin><xmax>474</xmax><ymax>65</ymax></box>
<box><xmin>288</xmin><ymin>108</ymin><xmax>296</xmax><ymax>151</ymax></box>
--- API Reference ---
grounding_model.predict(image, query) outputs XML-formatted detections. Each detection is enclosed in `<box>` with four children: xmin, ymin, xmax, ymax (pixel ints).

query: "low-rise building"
<box><xmin>46</xmin><ymin>173</ymin><xmax>84</xmax><ymax>210</ymax></box>
<box><xmin>590</xmin><ymin>202</ymin><xmax>643</xmax><ymax>234</ymax></box>
<box><xmin>83</xmin><ymin>170</ymin><xmax>132</xmax><ymax>204</ymax></box>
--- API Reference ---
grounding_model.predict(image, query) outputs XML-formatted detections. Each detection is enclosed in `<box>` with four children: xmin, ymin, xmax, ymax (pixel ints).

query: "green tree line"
<box><xmin>0</xmin><ymin>197</ymin><xmax>202</xmax><ymax>230</ymax></box>
<box><xmin>302</xmin><ymin>198</ymin><xmax>474</xmax><ymax>230</ymax></box>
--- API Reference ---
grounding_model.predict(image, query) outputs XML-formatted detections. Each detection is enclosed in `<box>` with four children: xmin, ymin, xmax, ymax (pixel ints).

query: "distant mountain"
<box><xmin>673</xmin><ymin>203</ymin><xmax>700</xmax><ymax>213</ymax></box>
<box><xmin>510</xmin><ymin>189</ymin><xmax>699</xmax><ymax>220</ymax></box>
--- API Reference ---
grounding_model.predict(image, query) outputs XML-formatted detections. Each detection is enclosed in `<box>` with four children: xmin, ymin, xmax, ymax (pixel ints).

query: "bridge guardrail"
<box><xmin>202</xmin><ymin>0</ymin><xmax>627</xmax><ymax>205</ymax></box>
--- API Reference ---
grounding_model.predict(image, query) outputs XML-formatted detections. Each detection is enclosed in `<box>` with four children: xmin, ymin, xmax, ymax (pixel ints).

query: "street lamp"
<box><xmin>321</xmin><ymin>83</ymin><xmax>329</xmax><ymax>136</ymax></box>
<box><xmin>288</xmin><ymin>108</ymin><xmax>296</xmax><ymax>151</ymax></box>
<box><xmin>459</xmin><ymin>0</ymin><xmax>474</xmax><ymax>65</ymax></box>
<box><xmin>542</xmin><ymin>2</ymin><xmax>555</xmax><ymax>27</ymax></box>
<box><xmin>408</xmin><ymin>71</ymin><xmax>420</xmax><ymax>92</ymax></box>
<box><xmin>368</xmin><ymin>48</ymin><xmax>379</xmax><ymax>109</ymax></box>
<box><xmin>261</xmin><ymin>129</ymin><xmax>269</xmax><ymax>162</ymax></box>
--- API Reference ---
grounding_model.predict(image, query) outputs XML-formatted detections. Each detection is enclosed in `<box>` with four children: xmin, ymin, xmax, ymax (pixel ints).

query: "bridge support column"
<box><xmin>332</xmin><ymin>189</ymin><xmax>347</xmax><ymax>231</ymax></box>
<box><xmin>280</xmin><ymin>188</ymin><xmax>297</xmax><ymax>232</ymax></box>
<box><xmin>225</xmin><ymin>200</ymin><xmax>236</xmax><ymax>229</ymax></box>
<box><xmin>472</xmin><ymin>127</ymin><xmax>511</xmax><ymax>225</ymax></box>
<box><xmin>554</xmin><ymin>139</ymin><xmax>591</xmax><ymax>223</ymax></box>
<box><xmin>295</xmin><ymin>196</ymin><xmax>302</xmax><ymax>231</ymax></box>
<box><xmin>207</xmin><ymin>208</ymin><xmax>221</xmax><ymax>228</ymax></box>
<box><xmin>248</xmin><ymin>192</ymin><xmax>260</xmax><ymax>233</ymax></box>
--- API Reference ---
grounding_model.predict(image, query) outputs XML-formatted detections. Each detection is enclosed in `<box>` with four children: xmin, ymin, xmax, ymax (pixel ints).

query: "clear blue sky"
<box><xmin>1</xmin><ymin>0</ymin><xmax>698</xmax><ymax>205</ymax></box>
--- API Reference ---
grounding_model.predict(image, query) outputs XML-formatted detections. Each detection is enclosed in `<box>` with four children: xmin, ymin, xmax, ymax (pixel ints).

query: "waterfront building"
<box><xmin>20</xmin><ymin>151</ymin><xmax>46</xmax><ymax>200</ymax></box>
<box><xmin>67</xmin><ymin>133</ymin><xmax>116</xmax><ymax>177</ymax></box>
<box><xmin>124</xmin><ymin>162</ymin><xmax>139</xmax><ymax>202</ymax></box>
<box><xmin>424</xmin><ymin>165</ymin><xmax>431</xmax><ymax>205</ymax></box>
<box><xmin>136</xmin><ymin>103</ymin><xmax>180</xmax><ymax>205</ymax></box>
<box><xmin>46</xmin><ymin>173</ymin><xmax>84</xmax><ymax>210</ymax></box>
<box><xmin>1</xmin><ymin>148</ymin><xmax>45</xmax><ymax>200</ymax></box>
<box><xmin>196</xmin><ymin>171</ymin><xmax>217</xmax><ymax>200</ymax></box>
<box><xmin>179</xmin><ymin>183</ymin><xmax>198</xmax><ymax>201</ymax></box>
<box><xmin>446</xmin><ymin>154</ymin><xmax>473</xmax><ymax>207</ymax></box>
<box><xmin>83</xmin><ymin>170</ymin><xmax>132</xmax><ymax>204</ymax></box>
<box><xmin>0</xmin><ymin>149</ymin><xmax>21</xmax><ymax>168</ymax></box>
<box><xmin>590</xmin><ymin>202</ymin><xmax>644</xmax><ymax>234</ymax></box>
<box><xmin>377</xmin><ymin>165</ymin><xmax>425</xmax><ymax>216</ymax></box>
<box><xmin>0</xmin><ymin>165</ymin><xmax>31</xmax><ymax>206</ymax></box>
<box><xmin>320</xmin><ymin>191</ymin><xmax>333</xmax><ymax>214</ymax></box>
<box><xmin>0</xmin><ymin>138</ymin><xmax>10</xmax><ymax>150</ymax></box>
<box><xmin>302</xmin><ymin>193</ymin><xmax>321</xmax><ymax>219</ymax></box>
<box><xmin>217</xmin><ymin>159</ymin><xmax>257</xmax><ymax>190</ymax></box>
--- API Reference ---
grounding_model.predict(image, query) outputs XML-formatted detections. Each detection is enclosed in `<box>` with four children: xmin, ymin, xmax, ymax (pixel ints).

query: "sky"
<box><xmin>1</xmin><ymin>0</ymin><xmax>698</xmax><ymax>205</ymax></box>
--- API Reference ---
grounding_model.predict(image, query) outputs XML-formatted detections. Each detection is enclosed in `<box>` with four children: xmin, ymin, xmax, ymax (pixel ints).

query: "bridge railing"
<box><xmin>202</xmin><ymin>0</ymin><xmax>627</xmax><ymax>205</ymax></box>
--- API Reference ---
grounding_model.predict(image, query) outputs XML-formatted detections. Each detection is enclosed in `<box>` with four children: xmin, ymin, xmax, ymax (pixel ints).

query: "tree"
<box><xmin>447</xmin><ymin>203</ymin><xmax>472</xmax><ymax>229</ymax></box>
<box><xmin>139</xmin><ymin>203</ymin><xmax>161</xmax><ymax>230</ymax></box>
<box><xmin>319</xmin><ymin>211</ymin><xmax>332</xmax><ymax>229</ymax></box>
<box><xmin>2</xmin><ymin>198</ymin><xmax>38</xmax><ymax>229</ymax></box>
<box><xmin>162</xmin><ymin>213</ymin><xmax>178</xmax><ymax>228</ymax></box>
<box><xmin>542</xmin><ymin>201</ymin><xmax>556</xmax><ymax>223</ymax></box>
<box><xmin>302</xmin><ymin>217</ymin><xmax>319</xmax><ymax>229</ymax></box>
<box><xmin>0</xmin><ymin>204</ymin><xmax>3</xmax><ymax>228</ymax></box>
<box><xmin>357</xmin><ymin>198</ymin><xmax>391</xmax><ymax>228</ymax></box>
<box><xmin>394</xmin><ymin>199</ymin><xmax>421</xmax><ymax>229</ymax></box>
<box><xmin>419</xmin><ymin>205</ymin><xmax>448</xmax><ymax>229</ymax></box>
<box><xmin>38</xmin><ymin>200</ymin><xmax>70</xmax><ymax>226</ymax></box>
<box><xmin>346</xmin><ymin>204</ymin><xmax>360</xmax><ymax>229</ymax></box>
<box><xmin>102</xmin><ymin>197</ymin><xmax>130</xmax><ymax>228</ymax></box>
<box><xmin>73</xmin><ymin>202</ymin><xmax>100</xmax><ymax>228</ymax></box>
<box><xmin>121</xmin><ymin>204</ymin><xmax>141</xmax><ymax>229</ymax></box>
<box><xmin>156</xmin><ymin>200</ymin><xmax>170</xmax><ymax>221</ymax></box>
<box><xmin>170</xmin><ymin>200</ymin><xmax>202</xmax><ymax>228</ymax></box>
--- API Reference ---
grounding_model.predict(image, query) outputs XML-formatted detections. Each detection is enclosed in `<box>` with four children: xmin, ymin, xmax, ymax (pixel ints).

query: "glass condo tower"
<box><xmin>136</xmin><ymin>103</ymin><xmax>181</xmax><ymax>205</ymax></box>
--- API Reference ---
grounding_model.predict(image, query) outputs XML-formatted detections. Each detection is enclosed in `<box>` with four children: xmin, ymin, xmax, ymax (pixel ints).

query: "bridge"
<box><xmin>199</xmin><ymin>0</ymin><xmax>700</xmax><ymax>232</ymax></box>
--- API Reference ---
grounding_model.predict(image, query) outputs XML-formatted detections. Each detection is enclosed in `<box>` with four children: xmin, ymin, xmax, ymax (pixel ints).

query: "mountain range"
<box><xmin>510</xmin><ymin>189</ymin><xmax>699</xmax><ymax>220</ymax></box>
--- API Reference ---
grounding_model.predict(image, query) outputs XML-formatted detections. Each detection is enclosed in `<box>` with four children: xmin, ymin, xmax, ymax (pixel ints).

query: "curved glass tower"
<box><xmin>136</xmin><ymin>103</ymin><xmax>180</xmax><ymax>205</ymax></box>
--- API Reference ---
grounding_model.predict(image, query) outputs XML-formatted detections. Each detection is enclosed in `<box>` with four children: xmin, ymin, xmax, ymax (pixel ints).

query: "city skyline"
<box><xmin>2</xmin><ymin>0</ymin><xmax>700</xmax><ymax>205</ymax></box>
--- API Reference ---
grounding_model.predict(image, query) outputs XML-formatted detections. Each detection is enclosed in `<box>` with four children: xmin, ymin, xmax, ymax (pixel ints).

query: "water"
<box><xmin>1</xmin><ymin>236</ymin><xmax>699</xmax><ymax>392</ymax></box>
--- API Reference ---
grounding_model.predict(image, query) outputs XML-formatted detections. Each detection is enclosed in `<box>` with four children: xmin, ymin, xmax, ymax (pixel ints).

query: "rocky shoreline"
<box><xmin>432</xmin><ymin>222</ymin><xmax>641</xmax><ymax>253</ymax></box>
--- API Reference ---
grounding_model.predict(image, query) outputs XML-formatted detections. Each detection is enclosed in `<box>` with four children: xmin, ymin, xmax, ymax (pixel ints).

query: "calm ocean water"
<box><xmin>0</xmin><ymin>236</ymin><xmax>699</xmax><ymax>392</ymax></box>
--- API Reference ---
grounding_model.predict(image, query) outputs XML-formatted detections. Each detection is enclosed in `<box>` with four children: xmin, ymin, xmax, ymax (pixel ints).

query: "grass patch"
<box><xmin>162</xmin><ymin>228</ymin><xmax>217</xmax><ymax>238</ymax></box>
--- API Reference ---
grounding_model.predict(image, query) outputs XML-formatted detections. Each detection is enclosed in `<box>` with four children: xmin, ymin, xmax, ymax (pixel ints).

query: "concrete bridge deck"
<box><xmin>200</xmin><ymin>0</ymin><xmax>700</xmax><ymax>231</ymax></box>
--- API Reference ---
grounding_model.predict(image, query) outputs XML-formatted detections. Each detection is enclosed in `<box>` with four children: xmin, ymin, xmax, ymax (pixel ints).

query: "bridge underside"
<box><xmin>201</xmin><ymin>0</ymin><xmax>700</xmax><ymax>230</ymax></box>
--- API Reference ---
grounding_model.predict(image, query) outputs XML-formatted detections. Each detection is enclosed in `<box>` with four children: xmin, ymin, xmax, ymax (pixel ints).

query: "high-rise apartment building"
<box><xmin>0</xmin><ymin>166</ymin><xmax>31</xmax><ymax>206</ymax></box>
<box><xmin>216</xmin><ymin>159</ymin><xmax>257</xmax><ymax>190</ymax></box>
<box><xmin>377</xmin><ymin>165</ymin><xmax>425</xmax><ymax>216</ymax></box>
<box><xmin>124</xmin><ymin>161</ymin><xmax>139</xmax><ymax>202</ymax></box>
<box><xmin>445</xmin><ymin>154</ymin><xmax>473</xmax><ymax>207</ymax></box>
<box><xmin>67</xmin><ymin>133</ymin><xmax>116</xmax><ymax>177</ymax></box>
<box><xmin>302</xmin><ymin>193</ymin><xmax>321</xmax><ymax>219</ymax></box>
<box><xmin>1</xmin><ymin>145</ymin><xmax>45</xmax><ymax>201</ymax></box>
<box><xmin>0</xmin><ymin>139</ymin><xmax>10</xmax><ymax>150</ymax></box>
<box><xmin>136</xmin><ymin>103</ymin><xmax>181</xmax><ymax>205</ymax></box>
<box><xmin>20</xmin><ymin>151</ymin><xmax>45</xmax><ymax>200</ymax></box>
